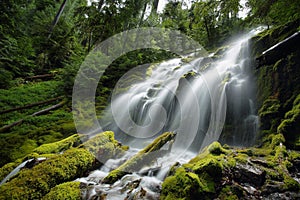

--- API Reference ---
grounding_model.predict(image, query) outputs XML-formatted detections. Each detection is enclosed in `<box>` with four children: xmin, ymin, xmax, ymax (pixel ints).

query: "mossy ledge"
<box><xmin>0</xmin><ymin>131</ymin><xmax>126</xmax><ymax>200</ymax></box>
<box><xmin>160</xmin><ymin>139</ymin><xmax>300</xmax><ymax>199</ymax></box>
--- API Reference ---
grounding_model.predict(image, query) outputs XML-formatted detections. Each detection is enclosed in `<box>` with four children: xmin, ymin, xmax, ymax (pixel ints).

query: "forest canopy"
<box><xmin>1</xmin><ymin>0</ymin><xmax>299</xmax><ymax>90</ymax></box>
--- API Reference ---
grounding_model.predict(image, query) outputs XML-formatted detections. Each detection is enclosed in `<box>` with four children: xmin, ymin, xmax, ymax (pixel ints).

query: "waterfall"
<box><xmin>70</xmin><ymin>29</ymin><xmax>264</xmax><ymax>199</ymax></box>
<box><xmin>100</xmin><ymin>28</ymin><xmax>262</xmax><ymax>153</ymax></box>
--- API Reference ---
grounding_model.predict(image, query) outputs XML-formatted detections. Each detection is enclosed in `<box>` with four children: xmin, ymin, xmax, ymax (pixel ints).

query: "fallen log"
<box><xmin>102</xmin><ymin>132</ymin><xmax>176</xmax><ymax>184</ymax></box>
<box><xmin>256</xmin><ymin>31</ymin><xmax>300</xmax><ymax>67</ymax></box>
<box><xmin>0</xmin><ymin>96</ymin><xmax>63</xmax><ymax>114</ymax></box>
<box><xmin>0</xmin><ymin>101</ymin><xmax>65</xmax><ymax>133</ymax></box>
<box><xmin>25</xmin><ymin>74</ymin><xmax>54</xmax><ymax>80</ymax></box>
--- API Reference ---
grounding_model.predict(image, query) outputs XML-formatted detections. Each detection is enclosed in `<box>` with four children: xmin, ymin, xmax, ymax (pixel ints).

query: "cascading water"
<box><xmin>74</xmin><ymin>28</ymin><xmax>264</xmax><ymax>199</ymax></box>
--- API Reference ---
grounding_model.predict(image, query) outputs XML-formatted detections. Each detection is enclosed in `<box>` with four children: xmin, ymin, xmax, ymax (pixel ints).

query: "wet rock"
<box><xmin>261</xmin><ymin>181</ymin><xmax>285</xmax><ymax>195</ymax></box>
<box><xmin>250</xmin><ymin>158</ymin><xmax>269</xmax><ymax>168</ymax></box>
<box><xmin>233</xmin><ymin>163</ymin><xmax>266</xmax><ymax>187</ymax></box>
<box><xmin>264</xmin><ymin>191</ymin><xmax>300</xmax><ymax>200</ymax></box>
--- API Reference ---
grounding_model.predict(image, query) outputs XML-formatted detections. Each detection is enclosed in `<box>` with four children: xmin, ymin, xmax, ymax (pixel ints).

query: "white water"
<box><xmin>76</xmin><ymin>28</ymin><xmax>264</xmax><ymax>199</ymax></box>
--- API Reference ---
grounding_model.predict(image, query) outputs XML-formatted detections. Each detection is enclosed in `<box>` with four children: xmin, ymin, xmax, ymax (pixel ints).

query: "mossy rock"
<box><xmin>161</xmin><ymin>142</ymin><xmax>227</xmax><ymax>199</ymax></box>
<box><xmin>0</xmin><ymin>131</ymin><xmax>125</xmax><ymax>199</ymax></box>
<box><xmin>0</xmin><ymin>148</ymin><xmax>94</xmax><ymax>200</ymax></box>
<box><xmin>42</xmin><ymin>181</ymin><xmax>81</xmax><ymax>200</ymax></box>
<box><xmin>81</xmin><ymin>131</ymin><xmax>125</xmax><ymax>162</ymax></box>
<box><xmin>160</xmin><ymin>167</ymin><xmax>206</xmax><ymax>200</ymax></box>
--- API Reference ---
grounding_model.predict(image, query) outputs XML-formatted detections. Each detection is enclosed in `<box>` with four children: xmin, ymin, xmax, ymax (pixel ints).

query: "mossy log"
<box><xmin>102</xmin><ymin>132</ymin><xmax>176</xmax><ymax>184</ymax></box>
<box><xmin>0</xmin><ymin>101</ymin><xmax>66</xmax><ymax>133</ymax></box>
<box><xmin>0</xmin><ymin>96</ymin><xmax>63</xmax><ymax>114</ymax></box>
<box><xmin>0</xmin><ymin>131</ymin><xmax>125</xmax><ymax>200</ymax></box>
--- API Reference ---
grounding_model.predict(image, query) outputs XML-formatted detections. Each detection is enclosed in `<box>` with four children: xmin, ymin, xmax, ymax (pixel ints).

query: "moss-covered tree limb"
<box><xmin>102</xmin><ymin>132</ymin><xmax>176</xmax><ymax>184</ymax></box>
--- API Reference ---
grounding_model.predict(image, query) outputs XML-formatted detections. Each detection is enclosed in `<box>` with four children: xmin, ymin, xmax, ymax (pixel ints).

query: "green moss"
<box><xmin>277</xmin><ymin>94</ymin><xmax>300</xmax><ymax>150</ymax></box>
<box><xmin>161</xmin><ymin>142</ymin><xmax>229</xmax><ymax>199</ymax></box>
<box><xmin>160</xmin><ymin>167</ymin><xmax>203</xmax><ymax>200</ymax></box>
<box><xmin>0</xmin><ymin>148</ymin><xmax>95</xmax><ymax>200</ymax></box>
<box><xmin>191</xmin><ymin>157</ymin><xmax>223</xmax><ymax>181</ymax></box>
<box><xmin>81</xmin><ymin>131</ymin><xmax>126</xmax><ymax>162</ymax></box>
<box><xmin>146</xmin><ymin>64</ymin><xmax>158</xmax><ymax>77</ymax></box>
<box><xmin>270</xmin><ymin>134</ymin><xmax>285</xmax><ymax>149</ymax></box>
<box><xmin>0</xmin><ymin>131</ymin><xmax>125</xmax><ymax>200</ymax></box>
<box><xmin>190</xmin><ymin>142</ymin><xmax>229</xmax><ymax>163</ymax></box>
<box><xmin>33</xmin><ymin>134</ymin><xmax>81</xmax><ymax>154</ymax></box>
<box><xmin>218</xmin><ymin>186</ymin><xmax>239</xmax><ymax>200</ymax></box>
<box><xmin>282</xmin><ymin>175</ymin><xmax>300</xmax><ymax>191</ymax></box>
<box><xmin>181</xmin><ymin>56</ymin><xmax>195</xmax><ymax>63</ymax></box>
<box><xmin>0</xmin><ymin>161</ymin><xmax>22</xmax><ymax>181</ymax></box>
<box><xmin>181</xmin><ymin>71</ymin><xmax>197</xmax><ymax>79</ymax></box>
<box><xmin>258</xmin><ymin>98</ymin><xmax>281</xmax><ymax>131</ymax></box>
<box><xmin>42</xmin><ymin>181</ymin><xmax>81</xmax><ymax>200</ymax></box>
<box><xmin>207</xmin><ymin>141</ymin><xmax>229</xmax><ymax>155</ymax></box>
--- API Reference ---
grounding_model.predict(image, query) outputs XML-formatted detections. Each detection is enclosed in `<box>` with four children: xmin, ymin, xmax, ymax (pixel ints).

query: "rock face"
<box><xmin>253</xmin><ymin>20</ymin><xmax>300</xmax><ymax>150</ymax></box>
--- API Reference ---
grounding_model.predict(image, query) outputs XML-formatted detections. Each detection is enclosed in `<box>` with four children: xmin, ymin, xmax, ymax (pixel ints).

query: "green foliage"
<box><xmin>246</xmin><ymin>0</ymin><xmax>300</xmax><ymax>26</ymax></box>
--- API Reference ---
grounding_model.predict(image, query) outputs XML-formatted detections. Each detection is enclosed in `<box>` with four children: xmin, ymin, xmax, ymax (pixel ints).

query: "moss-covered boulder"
<box><xmin>161</xmin><ymin>142</ymin><xmax>227</xmax><ymax>200</ymax></box>
<box><xmin>80</xmin><ymin>131</ymin><xmax>126</xmax><ymax>163</ymax></box>
<box><xmin>161</xmin><ymin>140</ymin><xmax>300</xmax><ymax>199</ymax></box>
<box><xmin>42</xmin><ymin>181</ymin><xmax>81</xmax><ymax>200</ymax></box>
<box><xmin>0</xmin><ymin>131</ymin><xmax>126</xmax><ymax>200</ymax></box>
<box><xmin>0</xmin><ymin>148</ymin><xmax>94</xmax><ymax>199</ymax></box>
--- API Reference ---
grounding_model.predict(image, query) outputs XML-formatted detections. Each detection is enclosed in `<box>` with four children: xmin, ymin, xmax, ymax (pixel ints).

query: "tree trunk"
<box><xmin>48</xmin><ymin>0</ymin><xmax>68</xmax><ymax>38</ymax></box>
